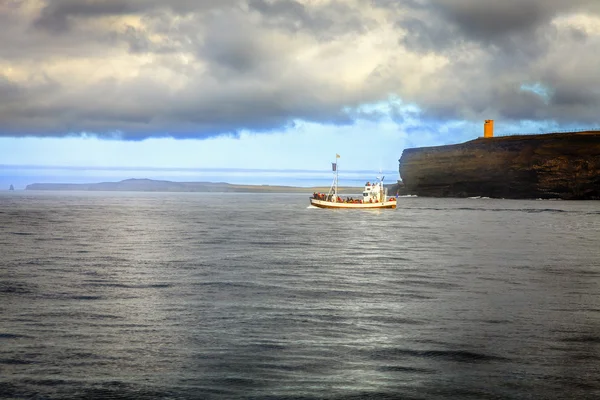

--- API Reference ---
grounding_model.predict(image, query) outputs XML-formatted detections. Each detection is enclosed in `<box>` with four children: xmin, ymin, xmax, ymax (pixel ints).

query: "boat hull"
<box><xmin>310</xmin><ymin>198</ymin><xmax>396</xmax><ymax>209</ymax></box>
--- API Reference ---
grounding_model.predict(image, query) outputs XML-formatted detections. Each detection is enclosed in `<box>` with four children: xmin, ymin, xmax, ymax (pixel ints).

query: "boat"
<box><xmin>9</xmin><ymin>184</ymin><xmax>14</xmax><ymax>191</ymax></box>
<box><xmin>309</xmin><ymin>155</ymin><xmax>396</xmax><ymax>209</ymax></box>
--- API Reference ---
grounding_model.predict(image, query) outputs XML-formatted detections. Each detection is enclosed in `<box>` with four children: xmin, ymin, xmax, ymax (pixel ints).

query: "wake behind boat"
<box><xmin>309</xmin><ymin>155</ymin><xmax>396</xmax><ymax>210</ymax></box>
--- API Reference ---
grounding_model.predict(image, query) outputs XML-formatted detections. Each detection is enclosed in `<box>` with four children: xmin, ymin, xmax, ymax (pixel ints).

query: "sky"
<box><xmin>1</xmin><ymin>0</ymin><xmax>600</xmax><ymax>187</ymax></box>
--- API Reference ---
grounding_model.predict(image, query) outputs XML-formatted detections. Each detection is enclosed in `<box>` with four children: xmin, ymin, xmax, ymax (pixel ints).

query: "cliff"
<box><xmin>399</xmin><ymin>132</ymin><xmax>600</xmax><ymax>200</ymax></box>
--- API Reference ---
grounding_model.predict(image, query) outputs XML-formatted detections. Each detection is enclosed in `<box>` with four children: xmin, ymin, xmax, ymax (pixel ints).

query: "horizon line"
<box><xmin>0</xmin><ymin>165</ymin><xmax>399</xmax><ymax>174</ymax></box>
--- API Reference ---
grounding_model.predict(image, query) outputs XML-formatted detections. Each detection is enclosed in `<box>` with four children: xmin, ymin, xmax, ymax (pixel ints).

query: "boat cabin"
<box><xmin>362</xmin><ymin>181</ymin><xmax>384</xmax><ymax>203</ymax></box>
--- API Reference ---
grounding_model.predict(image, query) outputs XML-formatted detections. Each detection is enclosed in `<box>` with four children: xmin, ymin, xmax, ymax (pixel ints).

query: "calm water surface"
<box><xmin>1</xmin><ymin>192</ymin><xmax>599</xmax><ymax>399</ymax></box>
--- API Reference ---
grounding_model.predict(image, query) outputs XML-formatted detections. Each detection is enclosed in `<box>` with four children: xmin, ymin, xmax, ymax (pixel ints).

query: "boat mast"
<box><xmin>378</xmin><ymin>168</ymin><xmax>385</xmax><ymax>201</ymax></box>
<box><xmin>335</xmin><ymin>154</ymin><xmax>339</xmax><ymax>200</ymax></box>
<box><xmin>328</xmin><ymin>154</ymin><xmax>340</xmax><ymax>202</ymax></box>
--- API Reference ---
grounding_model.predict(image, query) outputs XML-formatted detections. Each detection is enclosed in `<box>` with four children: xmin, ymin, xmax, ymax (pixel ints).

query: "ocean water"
<box><xmin>1</xmin><ymin>191</ymin><xmax>599</xmax><ymax>399</ymax></box>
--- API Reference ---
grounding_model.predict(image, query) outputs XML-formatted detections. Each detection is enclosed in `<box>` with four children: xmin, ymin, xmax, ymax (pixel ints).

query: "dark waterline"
<box><xmin>1</xmin><ymin>192</ymin><xmax>599</xmax><ymax>399</ymax></box>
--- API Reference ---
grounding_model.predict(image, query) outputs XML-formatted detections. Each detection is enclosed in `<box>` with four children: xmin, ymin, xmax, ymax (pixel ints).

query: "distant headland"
<box><xmin>25</xmin><ymin>178</ymin><xmax>363</xmax><ymax>194</ymax></box>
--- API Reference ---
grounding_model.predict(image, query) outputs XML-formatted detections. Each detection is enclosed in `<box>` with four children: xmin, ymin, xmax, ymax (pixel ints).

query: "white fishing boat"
<box><xmin>309</xmin><ymin>155</ymin><xmax>396</xmax><ymax>209</ymax></box>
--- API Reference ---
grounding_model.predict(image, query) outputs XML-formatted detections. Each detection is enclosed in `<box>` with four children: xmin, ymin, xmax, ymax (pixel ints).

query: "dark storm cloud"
<box><xmin>397</xmin><ymin>16</ymin><xmax>458</xmax><ymax>53</ymax></box>
<box><xmin>247</xmin><ymin>0</ymin><xmax>371</xmax><ymax>38</ymax></box>
<box><xmin>436</xmin><ymin>0</ymin><xmax>551</xmax><ymax>42</ymax></box>
<box><xmin>1</xmin><ymin>0</ymin><xmax>599</xmax><ymax>139</ymax></box>
<box><xmin>0</xmin><ymin>76</ymin><xmax>23</xmax><ymax>102</ymax></box>
<box><xmin>198</xmin><ymin>13</ymin><xmax>274</xmax><ymax>75</ymax></box>
<box><xmin>395</xmin><ymin>0</ymin><xmax>600</xmax><ymax>50</ymax></box>
<box><xmin>1</xmin><ymin>0</ymin><xmax>385</xmax><ymax>139</ymax></box>
<box><xmin>32</xmin><ymin>0</ymin><xmax>233</xmax><ymax>33</ymax></box>
<box><xmin>389</xmin><ymin>0</ymin><xmax>600</xmax><ymax>123</ymax></box>
<box><xmin>33</xmin><ymin>0</ymin><xmax>134</xmax><ymax>33</ymax></box>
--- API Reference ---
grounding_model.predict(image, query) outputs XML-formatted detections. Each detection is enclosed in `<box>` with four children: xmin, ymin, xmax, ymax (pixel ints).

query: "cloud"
<box><xmin>0</xmin><ymin>0</ymin><xmax>599</xmax><ymax>140</ymax></box>
<box><xmin>33</xmin><ymin>0</ymin><xmax>134</xmax><ymax>33</ymax></box>
<box><xmin>395</xmin><ymin>0</ymin><xmax>600</xmax><ymax>48</ymax></box>
<box><xmin>391</xmin><ymin>0</ymin><xmax>600</xmax><ymax>122</ymax></box>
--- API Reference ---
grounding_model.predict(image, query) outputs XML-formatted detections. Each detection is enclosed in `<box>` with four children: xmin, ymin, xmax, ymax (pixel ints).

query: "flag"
<box><xmin>332</xmin><ymin>163</ymin><xmax>337</xmax><ymax>171</ymax></box>
<box><xmin>336</xmin><ymin>154</ymin><xmax>340</xmax><ymax>158</ymax></box>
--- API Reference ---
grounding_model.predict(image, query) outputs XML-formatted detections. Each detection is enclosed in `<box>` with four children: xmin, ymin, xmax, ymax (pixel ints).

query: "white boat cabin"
<box><xmin>362</xmin><ymin>181</ymin><xmax>386</xmax><ymax>203</ymax></box>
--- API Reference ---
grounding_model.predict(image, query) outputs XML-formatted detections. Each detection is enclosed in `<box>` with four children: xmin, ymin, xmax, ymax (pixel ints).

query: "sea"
<box><xmin>1</xmin><ymin>191</ymin><xmax>599</xmax><ymax>399</ymax></box>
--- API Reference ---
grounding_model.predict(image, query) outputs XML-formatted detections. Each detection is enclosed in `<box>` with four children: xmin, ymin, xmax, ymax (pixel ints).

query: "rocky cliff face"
<box><xmin>399</xmin><ymin>132</ymin><xmax>600</xmax><ymax>199</ymax></box>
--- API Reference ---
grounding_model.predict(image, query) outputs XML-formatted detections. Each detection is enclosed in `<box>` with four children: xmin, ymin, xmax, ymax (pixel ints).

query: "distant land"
<box><xmin>25</xmin><ymin>178</ymin><xmax>366</xmax><ymax>194</ymax></box>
